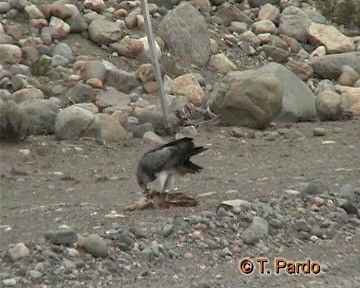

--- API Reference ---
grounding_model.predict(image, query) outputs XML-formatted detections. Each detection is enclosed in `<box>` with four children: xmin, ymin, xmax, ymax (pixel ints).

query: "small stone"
<box><xmin>162</xmin><ymin>224</ymin><xmax>174</xmax><ymax>238</ymax></box>
<box><xmin>129</xmin><ymin>226</ymin><xmax>147</xmax><ymax>238</ymax></box>
<box><xmin>300</xmin><ymin>179</ymin><xmax>330</xmax><ymax>197</ymax></box>
<box><xmin>133</xmin><ymin>123</ymin><xmax>154</xmax><ymax>138</ymax></box>
<box><xmin>28</xmin><ymin>270</ymin><xmax>42</xmax><ymax>279</ymax></box>
<box><xmin>44</xmin><ymin>228</ymin><xmax>78</xmax><ymax>245</ymax></box>
<box><xmin>66</xmin><ymin>248</ymin><xmax>80</xmax><ymax>258</ymax></box>
<box><xmin>82</xmin><ymin>234</ymin><xmax>108</xmax><ymax>258</ymax></box>
<box><xmin>142</xmin><ymin>131</ymin><xmax>165</xmax><ymax>145</ymax></box>
<box><xmin>310</xmin><ymin>235</ymin><xmax>319</xmax><ymax>242</ymax></box>
<box><xmin>2</xmin><ymin>278</ymin><xmax>17</xmax><ymax>286</ymax></box>
<box><xmin>313</xmin><ymin>128</ymin><xmax>326</xmax><ymax>137</ymax></box>
<box><xmin>241</xmin><ymin>216</ymin><xmax>269</xmax><ymax>245</ymax></box>
<box><xmin>294</xmin><ymin>219</ymin><xmax>311</xmax><ymax>232</ymax></box>
<box><xmin>183</xmin><ymin>125</ymin><xmax>197</xmax><ymax>137</ymax></box>
<box><xmin>8</xmin><ymin>243</ymin><xmax>30</xmax><ymax>261</ymax></box>
<box><xmin>269</xmin><ymin>218</ymin><xmax>282</xmax><ymax>228</ymax></box>
<box><xmin>204</xmin><ymin>238</ymin><xmax>220</xmax><ymax>250</ymax></box>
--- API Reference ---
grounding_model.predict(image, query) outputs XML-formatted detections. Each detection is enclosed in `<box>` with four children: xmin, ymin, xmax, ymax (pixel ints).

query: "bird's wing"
<box><xmin>139</xmin><ymin>146</ymin><xmax>185</xmax><ymax>173</ymax></box>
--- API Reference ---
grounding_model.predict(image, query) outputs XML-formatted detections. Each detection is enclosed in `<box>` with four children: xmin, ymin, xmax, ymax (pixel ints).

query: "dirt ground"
<box><xmin>1</xmin><ymin>117</ymin><xmax>359</xmax><ymax>287</ymax></box>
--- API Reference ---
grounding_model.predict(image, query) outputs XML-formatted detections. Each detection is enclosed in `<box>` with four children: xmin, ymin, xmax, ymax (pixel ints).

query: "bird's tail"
<box><xmin>189</xmin><ymin>146</ymin><xmax>208</xmax><ymax>156</ymax></box>
<box><xmin>182</xmin><ymin>160</ymin><xmax>203</xmax><ymax>173</ymax></box>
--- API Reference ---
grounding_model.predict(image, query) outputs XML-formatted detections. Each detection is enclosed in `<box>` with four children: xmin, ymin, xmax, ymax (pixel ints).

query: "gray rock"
<box><xmin>2</xmin><ymin>278</ymin><xmax>17</xmax><ymax>286</ymax></box>
<box><xmin>162</xmin><ymin>224</ymin><xmax>174</xmax><ymax>238</ymax></box>
<box><xmin>95</xmin><ymin>88</ymin><xmax>132</xmax><ymax>110</ymax></box>
<box><xmin>44</xmin><ymin>228</ymin><xmax>78</xmax><ymax>245</ymax></box>
<box><xmin>11</xmin><ymin>74</ymin><xmax>27</xmax><ymax>91</ymax></box>
<box><xmin>53</xmin><ymin>43</ymin><xmax>74</xmax><ymax>61</ymax></box>
<box><xmin>269</xmin><ymin>218</ymin><xmax>282</xmax><ymax>228</ymax></box>
<box><xmin>16</xmin><ymin>98</ymin><xmax>59</xmax><ymax>135</ymax></box>
<box><xmin>158</xmin><ymin>2</ymin><xmax>210</xmax><ymax>66</ymax></box>
<box><xmin>183</xmin><ymin>125</ymin><xmax>197</xmax><ymax>137</ymax></box>
<box><xmin>257</xmin><ymin>62</ymin><xmax>317</xmax><ymax>122</ymax></box>
<box><xmin>248</xmin><ymin>0</ymin><xmax>280</xmax><ymax>7</ymax></box>
<box><xmin>300</xmin><ymin>179</ymin><xmax>331</xmax><ymax>197</ymax></box>
<box><xmin>143</xmin><ymin>131</ymin><xmax>165</xmax><ymax>145</ymax></box>
<box><xmin>279</xmin><ymin>6</ymin><xmax>312</xmax><ymax>42</ymax></box>
<box><xmin>315</xmin><ymin>91</ymin><xmax>344</xmax><ymax>121</ymax></box>
<box><xmin>338</xmin><ymin>184</ymin><xmax>356</xmax><ymax>201</ymax></box>
<box><xmin>241</xmin><ymin>216</ymin><xmax>269</xmax><ymax>245</ymax></box>
<box><xmin>28</xmin><ymin>270</ymin><xmax>42</xmax><ymax>279</ymax></box>
<box><xmin>66</xmin><ymin>14</ymin><xmax>88</xmax><ymax>33</ymax></box>
<box><xmin>341</xmin><ymin>202</ymin><xmax>358</xmax><ymax>215</ymax></box>
<box><xmin>294</xmin><ymin>219</ymin><xmax>311</xmax><ymax>232</ymax></box>
<box><xmin>129</xmin><ymin>226</ymin><xmax>147</xmax><ymax>238</ymax></box>
<box><xmin>8</xmin><ymin>243</ymin><xmax>30</xmax><ymax>261</ymax></box>
<box><xmin>0</xmin><ymin>44</ymin><xmax>22</xmax><ymax>64</ymax></box>
<box><xmin>63</xmin><ymin>83</ymin><xmax>96</xmax><ymax>106</ymax></box>
<box><xmin>82</xmin><ymin>234</ymin><xmax>108</xmax><ymax>258</ymax></box>
<box><xmin>309</xmin><ymin>52</ymin><xmax>360</xmax><ymax>79</ymax></box>
<box><xmin>11</xmin><ymin>87</ymin><xmax>44</xmax><ymax>103</ymax></box>
<box><xmin>55</xmin><ymin>106</ymin><xmax>96</xmax><ymax>140</ymax></box>
<box><xmin>51</xmin><ymin>54</ymin><xmax>70</xmax><ymax>67</ymax></box>
<box><xmin>104</xmin><ymin>67</ymin><xmax>139</xmax><ymax>93</ymax></box>
<box><xmin>209</xmin><ymin>70</ymin><xmax>284</xmax><ymax>129</ymax></box>
<box><xmin>314</xmin><ymin>79</ymin><xmax>335</xmax><ymax>96</ymax></box>
<box><xmin>88</xmin><ymin>17</ymin><xmax>124</xmax><ymax>44</ymax></box>
<box><xmin>137</xmin><ymin>110</ymin><xmax>180</xmax><ymax>134</ymax></box>
<box><xmin>204</xmin><ymin>238</ymin><xmax>220</xmax><ymax>250</ymax></box>
<box><xmin>133</xmin><ymin>123</ymin><xmax>155</xmax><ymax>138</ymax></box>
<box><xmin>216</xmin><ymin>2</ymin><xmax>253</xmax><ymax>26</ymax></box>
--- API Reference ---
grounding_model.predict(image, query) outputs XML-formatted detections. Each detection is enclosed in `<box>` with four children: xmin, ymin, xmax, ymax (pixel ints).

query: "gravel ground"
<box><xmin>1</xmin><ymin>118</ymin><xmax>360</xmax><ymax>287</ymax></box>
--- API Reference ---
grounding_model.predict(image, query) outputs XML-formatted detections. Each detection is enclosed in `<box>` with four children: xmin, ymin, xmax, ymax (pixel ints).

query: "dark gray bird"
<box><xmin>136</xmin><ymin>137</ymin><xmax>208</xmax><ymax>194</ymax></box>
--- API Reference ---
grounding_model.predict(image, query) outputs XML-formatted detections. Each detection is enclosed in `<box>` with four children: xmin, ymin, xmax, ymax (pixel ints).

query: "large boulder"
<box><xmin>208</xmin><ymin>70</ymin><xmax>284</xmax><ymax>129</ymax></box>
<box><xmin>55</xmin><ymin>106</ymin><xmax>97</xmax><ymax>140</ymax></box>
<box><xmin>307</xmin><ymin>22</ymin><xmax>355</xmax><ymax>54</ymax></box>
<box><xmin>158</xmin><ymin>2</ymin><xmax>210</xmax><ymax>66</ymax></box>
<box><xmin>88</xmin><ymin>17</ymin><xmax>124</xmax><ymax>44</ymax></box>
<box><xmin>256</xmin><ymin>62</ymin><xmax>317</xmax><ymax>122</ymax></box>
<box><xmin>315</xmin><ymin>91</ymin><xmax>345</xmax><ymax>121</ymax></box>
<box><xmin>309</xmin><ymin>52</ymin><xmax>360</xmax><ymax>79</ymax></box>
<box><xmin>17</xmin><ymin>98</ymin><xmax>60</xmax><ymax>135</ymax></box>
<box><xmin>279</xmin><ymin>6</ymin><xmax>312</xmax><ymax>42</ymax></box>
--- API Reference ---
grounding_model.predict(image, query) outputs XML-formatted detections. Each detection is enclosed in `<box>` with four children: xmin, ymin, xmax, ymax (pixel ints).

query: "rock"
<box><xmin>16</xmin><ymin>98</ymin><xmax>59</xmax><ymax>135</ymax></box>
<box><xmin>63</xmin><ymin>83</ymin><xmax>96</xmax><ymax>106</ymax></box>
<box><xmin>314</xmin><ymin>79</ymin><xmax>335</xmax><ymax>95</ymax></box>
<box><xmin>49</xmin><ymin>16</ymin><xmax>70</xmax><ymax>38</ymax></box>
<box><xmin>55</xmin><ymin>106</ymin><xmax>96</xmax><ymax>140</ymax></box>
<box><xmin>313</xmin><ymin>127</ymin><xmax>326</xmax><ymax>137</ymax></box>
<box><xmin>338</xmin><ymin>184</ymin><xmax>356</xmax><ymax>202</ymax></box>
<box><xmin>129</xmin><ymin>226</ymin><xmax>147</xmax><ymax>238</ymax></box>
<box><xmin>138</xmin><ymin>36</ymin><xmax>162</xmax><ymax>61</ymax></box>
<box><xmin>2</xmin><ymin>278</ymin><xmax>17</xmax><ymax>286</ymax></box>
<box><xmin>256</xmin><ymin>62</ymin><xmax>317</xmax><ymax>122</ymax></box>
<box><xmin>261</xmin><ymin>44</ymin><xmax>288</xmax><ymax>63</ymax></box>
<box><xmin>162</xmin><ymin>224</ymin><xmax>174</xmax><ymax>238</ymax></box>
<box><xmin>228</xmin><ymin>21</ymin><xmax>248</xmax><ymax>34</ymax></box>
<box><xmin>252</xmin><ymin>20</ymin><xmax>277</xmax><ymax>35</ymax></box>
<box><xmin>248</xmin><ymin>0</ymin><xmax>280</xmax><ymax>7</ymax></box>
<box><xmin>11</xmin><ymin>87</ymin><xmax>44</xmax><ymax>103</ymax></box>
<box><xmin>44</xmin><ymin>228</ymin><xmax>78</xmax><ymax>245</ymax></box>
<box><xmin>110</xmin><ymin>37</ymin><xmax>144</xmax><ymax>58</ymax></box>
<box><xmin>300</xmin><ymin>179</ymin><xmax>330</xmax><ymax>197</ymax></box>
<box><xmin>209</xmin><ymin>69</ymin><xmax>284</xmax><ymax>129</ymax></box>
<box><xmin>94</xmin><ymin>113</ymin><xmax>128</xmax><ymax>143</ymax></box>
<box><xmin>53</xmin><ymin>43</ymin><xmax>74</xmax><ymax>61</ymax></box>
<box><xmin>88</xmin><ymin>17</ymin><xmax>124</xmax><ymax>44</ymax></box>
<box><xmin>208</xmin><ymin>53</ymin><xmax>236</xmax><ymax>74</ymax></box>
<box><xmin>338</xmin><ymin>66</ymin><xmax>360</xmax><ymax>87</ymax></box>
<box><xmin>81</xmin><ymin>60</ymin><xmax>107</xmax><ymax>82</ymax></box>
<box><xmin>137</xmin><ymin>110</ymin><xmax>180</xmax><ymax>134</ymax></box>
<box><xmin>66</xmin><ymin>14</ymin><xmax>88</xmax><ymax>33</ymax></box>
<box><xmin>104</xmin><ymin>66</ymin><xmax>139</xmax><ymax>93</ymax></box>
<box><xmin>307</xmin><ymin>22</ymin><xmax>355</xmax><ymax>54</ymax></box>
<box><xmin>95</xmin><ymin>89</ymin><xmax>132</xmax><ymax>110</ymax></box>
<box><xmin>0</xmin><ymin>44</ymin><xmax>22</xmax><ymax>64</ymax></box>
<box><xmin>158</xmin><ymin>2</ymin><xmax>210</xmax><ymax>66</ymax></box>
<box><xmin>143</xmin><ymin>131</ymin><xmax>165</xmax><ymax>145</ymax></box>
<box><xmin>183</xmin><ymin>125</ymin><xmax>197</xmax><ymax>137</ymax></box>
<box><xmin>84</xmin><ymin>0</ymin><xmax>106</xmax><ymax>12</ymax></box>
<box><xmin>315</xmin><ymin>91</ymin><xmax>344</xmax><ymax>121</ymax></box>
<box><xmin>216</xmin><ymin>2</ymin><xmax>253</xmax><ymax>25</ymax></box>
<box><xmin>294</xmin><ymin>219</ymin><xmax>311</xmax><ymax>232</ymax></box>
<box><xmin>8</xmin><ymin>243</ymin><xmax>30</xmax><ymax>261</ymax></box>
<box><xmin>286</xmin><ymin>58</ymin><xmax>313</xmax><ymax>80</ymax></box>
<box><xmin>133</xmin><ymin>123</ymin><xmax>155</xmax><ymax>138</ymax></box>
<box><xmin>82</xmin><ymin>234</ymin><xmax>108</xmax><ymax>258</ymax></box>
<box><xmin>279</xmin><ymin>6</ymin><xmax>312</xmax><ymax>42</ymax></box>
<box><xmin>309</xmin><ymin>52</ymin><xmax>360</xmax><ymax>79</ymax></box>
<box><xmin>258</xmin><ymin>3</ymin><xmax>280</xmax><ymax>22</ymax></box>
<box><xmin>241</xmin><ymin>216</ymin><xmax>269</xmax><ymax>245</ymax></box>
<box><xmin>172</xmin><ymin>73</ymin><xmax>205</xmax><ymax>106</ymax></box>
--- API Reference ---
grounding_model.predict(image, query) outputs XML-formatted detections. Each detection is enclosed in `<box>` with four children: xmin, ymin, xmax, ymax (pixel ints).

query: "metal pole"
<box><xmin>141</xmin><ymin>0</ymin><xmax>170</xmax><ymax>129</ymax></box>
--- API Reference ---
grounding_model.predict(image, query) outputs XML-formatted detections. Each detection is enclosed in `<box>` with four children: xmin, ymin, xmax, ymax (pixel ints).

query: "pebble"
<box><xmin>44</xmin><ymin>228</ymin><xmax>78</xmax><ymax>245</ymax></box>
<box><xmin>82</xmin><ymin>234</ymin><xmax>108</xmax><ymax>258</ymax></box>
<box><xmin>162</xmin><ymin>224</ymin><xmax>174</xmax><ymax>238</ymax></box>
<box><xmin>2</xmin><ymin>278</ymin><xmax>16</xmax><ymax>287</ymax></box>
<box><xmin>313</xmin><ymin>127</ymin><xmax>326</xmax><ymax>136</ymax></box>
<box><xmin>8</xmin><ymin>243</ymin><xmax>30</xmax><ymax>261</ymax></box>
<box><xmin>294</xmin><ymin>219</ymin><xmax>311</xmax><ymax>232</ymax></box>
<box><xmin>241</xmin><ymin>216</ymin><xmax>269</xmax><ymax>245</ymax></box>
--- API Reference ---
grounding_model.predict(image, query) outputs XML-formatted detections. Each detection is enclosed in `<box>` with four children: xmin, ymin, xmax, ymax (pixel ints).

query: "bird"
<box><xmin>136</xmin><ymin>137</ymin><xmax>208</xmax><ymax>196</ymax></box>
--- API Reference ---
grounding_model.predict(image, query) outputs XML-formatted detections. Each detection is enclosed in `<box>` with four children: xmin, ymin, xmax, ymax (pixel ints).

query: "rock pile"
<box><xmin>0</xmin><ymin>0</ymin><xmax>359</xmax><ymax>143</ymax></box>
